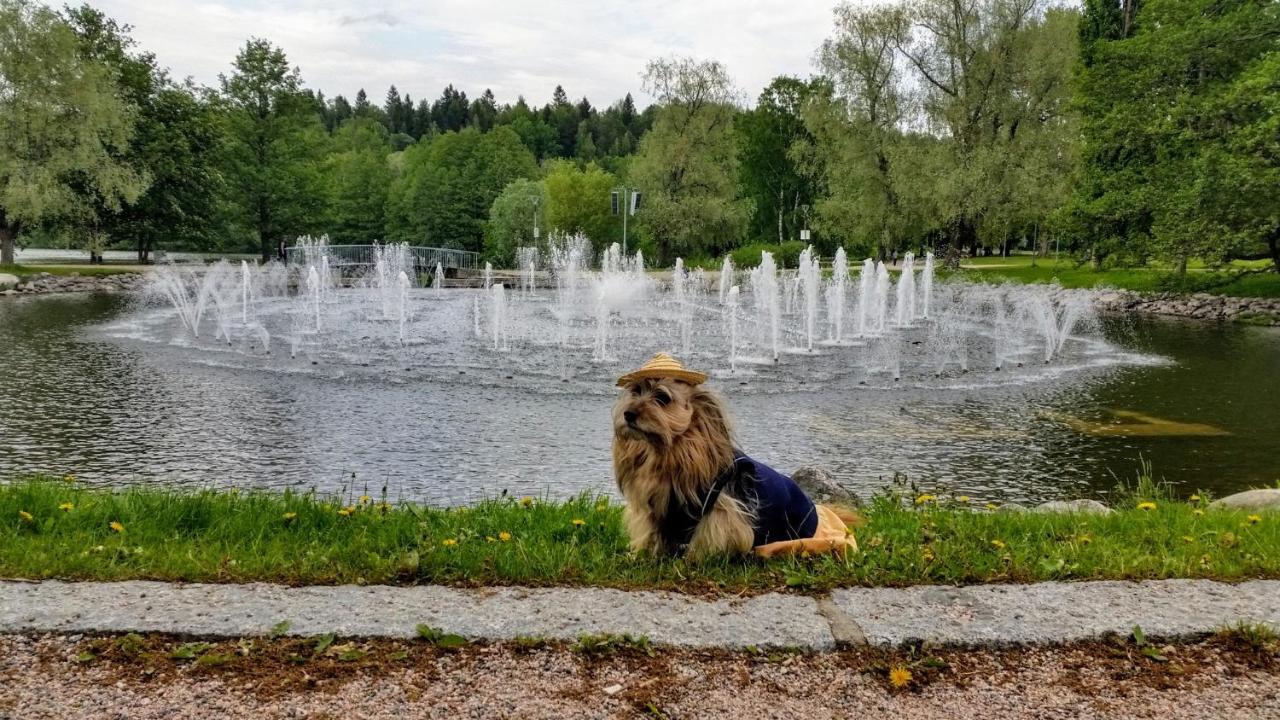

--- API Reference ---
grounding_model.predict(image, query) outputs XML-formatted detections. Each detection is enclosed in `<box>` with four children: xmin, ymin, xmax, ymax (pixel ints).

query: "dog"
<box><xmin>611</xmin><ymin>353</ymin><xmax>857</xmax><ymax>559</ymax></box>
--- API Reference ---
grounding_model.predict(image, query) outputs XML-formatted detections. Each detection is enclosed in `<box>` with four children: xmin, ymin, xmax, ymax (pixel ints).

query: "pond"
<box><xmin>1</xmin><ymin>282</ymin><xmax>1276</xmax><ymax>505</ymax></box>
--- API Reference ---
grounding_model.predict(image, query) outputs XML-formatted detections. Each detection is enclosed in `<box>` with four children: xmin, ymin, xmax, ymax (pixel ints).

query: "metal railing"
<box><xmin>284</xmin><ymin>244</ymin><xmax>481</xmax><ymax>273</ymax></box>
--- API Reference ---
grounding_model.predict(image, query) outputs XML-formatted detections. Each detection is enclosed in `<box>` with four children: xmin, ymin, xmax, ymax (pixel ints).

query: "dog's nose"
<box><xmin>623</xmin><ymin>410</ymin><xmax>638</xmax><ymax>425</ymax></box>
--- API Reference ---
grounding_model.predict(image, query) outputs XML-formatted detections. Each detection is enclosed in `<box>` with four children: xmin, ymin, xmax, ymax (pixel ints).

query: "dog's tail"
<box><xmin>826</xmin><ymin>505</ymin><xmax>865</xmax><ymax>528</ymax></box>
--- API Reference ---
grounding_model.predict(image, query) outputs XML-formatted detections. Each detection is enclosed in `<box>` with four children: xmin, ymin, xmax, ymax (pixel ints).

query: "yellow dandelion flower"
<box><xmin>571</xmin><ymin>518</ymin><xmax>586</xmax><ymax>527</ymax></box>
<box><xmin>499</xmin><ymin>531</ymin><xmax>512</xmax><ymax>542</ymax></box>
<box><xmin>990</xmin><ymin>539</ymin><xmax>1006</xmax><ymax>550</ymax></box>
<box><xmin>109</xmin><ymin>521</ymin><xmax>124</xmax><ymax>533</ymax></box>
<box><xmin>1137</xmin><ymin>501</ymin><xmax>1157</xmax><ymax>511</ymax></box>
<box><xmin>921</xmin><ymin>548</ymin><xmax>935</xmax><ymax>563</ymax></box>
<box><xmin>1246</xmin><ymin>515</ymin><xmax>1262</xmax><ymax>525</ymax></box>
<box><xmin>59</xmin><ymin>502</ymin><xmax>74</xmax><ymax>512</ymax></box>
<box><xmin>888</xmin><ymin>666</ymin><xmax>912</xmax><ymax>688</ymax></box>
<box><xmin>520</xmin><ymin>496</ymin><xmax>534</xmax><ymax>507</ymax></box>
<box><xmin>18</xmin><ymin>510</ymin><xmax>34</xmax><ymax>523</ymax></box>
<box><xmin>1193</xmin><ymin>509</ymin><xmax>1205</xmax><ymax>517</ymax></box>
<box><xmin>1188</xmin><ymin>495</ymin><xmax>1201</xmax><ymax>502</ymax></box>
<box><xmin>64</xmin><ymin>474</ymin><xmax>76</xmax><ymax>483</ymax></box>
<box><xmin>955</xmin><ymin>496</ymin><xmax>970</xmax><ymax>504</ymax></box>
<box><xmin>358</xmin><ymin>495</ymin><xmax>371</xmax><ymax>504</ymax></box>
<box><xmin>282</xmin><ymin>512</ymin><xmax>297</xmax><ymax>522</ymax></box>
<box><xmin>377</xmin><ymin>502</ymin><xmax>392</xmax><ymax>514</ymax></box>
<box><xmin>985</xmin><ymin>502</ymin><xmax>1000</xmax><ymax>511</ymax></box>
<box><xmin>441</xmin><ymin>538</ymin><xmax>457</xmax><ymax>547</ymax></box>
<box><xmin>338</xmin><ymin>507</ymin><xmax>354</xmax><ymax>517</ymax></box>
<box><xmin>914</xmin><ymin>494</ymin><xmax>936</xmax><ymax>505</ymax></box>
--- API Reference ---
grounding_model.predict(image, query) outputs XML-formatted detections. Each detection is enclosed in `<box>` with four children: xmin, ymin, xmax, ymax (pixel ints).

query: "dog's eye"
<box><xmin>654</xmin><ymin>391</ymin><xmax>671</xmax><ymax>407</ymax></box>
<box><xmin>630</xmin><ymin>384</ymin><xmax>642</xmax><ymax>396</ymax></box>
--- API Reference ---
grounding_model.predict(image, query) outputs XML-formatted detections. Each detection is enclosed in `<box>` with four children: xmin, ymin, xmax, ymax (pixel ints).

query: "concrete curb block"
<box><xmin>831</xmin><ymin>579</ymin><xmax>1280</xmax><ymax>647</ymax></box>
<box><xmin>0</xmin><ymin>580</ymin><xmax>833</xmax><ymax>650</ymax></box>
<box><xmin>3</xmin><ymin>579</ymin><xmax>1278</xmax><ymax>650</ymax></box>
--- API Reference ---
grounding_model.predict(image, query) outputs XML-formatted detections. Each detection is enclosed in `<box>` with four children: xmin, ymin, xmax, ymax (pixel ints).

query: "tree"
<box><xmin>544</xmin><ymin>160</ymin><xmax>620</xmax><ymax>252</ymax></box>
<box><xmin>1066</xmin><ymin>0</ymin><xmax>1279</xmax><ymax>274</ymax></box>
<box><xmin>0</xmin><ymin>0</ymin><xmax>146</xmax><ymax>264</ymax></box>
<box><xmin>386</xmin><ymin>126</ymin><xmax>537</xmax><ymax>250</ymax></box>
<box><xmin>326</xmin><ymin>118</ymin><xmax>391</xmax><ymax>242</ymax></box>
<box><xmin>628</xmin><ymin>57</ymin><xmax>751</xmax><ymax>262</ymax></box>
<box><xmin>63</xmin><ymin>4</ymin><xmax>226</xmax><ymax>262</ymax></box>
<box><xmin>219</xmin><ymin>38</ymin><xmax>328</xmax><ymax>261</ymax></box>
<box><xmin>484</xmin><ymin>178</ymin><xmax>547</xmax><ymax>266</ymax></box>
<box><xmin>736</xmin><ymin>76</ymin><xmax>825</xmax><ymax>245</ymax></box>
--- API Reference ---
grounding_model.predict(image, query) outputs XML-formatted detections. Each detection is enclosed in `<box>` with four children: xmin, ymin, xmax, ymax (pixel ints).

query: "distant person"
<box><xmin>890</xmin><ymin>249</ymin><xmax>898</xmax><ymax>266</ymax></box>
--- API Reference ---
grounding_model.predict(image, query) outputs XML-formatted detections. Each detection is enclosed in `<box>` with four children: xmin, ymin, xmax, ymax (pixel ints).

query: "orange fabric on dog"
<box><xmin>752</xmin><ymin>504</ymin><xmax>858</xmax><ymax>558</ymax></box>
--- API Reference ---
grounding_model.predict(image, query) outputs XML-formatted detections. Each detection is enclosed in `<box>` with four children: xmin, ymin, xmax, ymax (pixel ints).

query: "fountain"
<box><xmin>749</xmin><ymin>251</ymin><xmax>781</xmax><ymax>361</ymax></box>
<box><xmin>433</xmin><ymin>262</ymin><xmax>444</xmax><ymax>295</ymax></box>
<box><xmin>920</xmin><ymin>252</ymin><xmax>934</xmax><ymax>319</ymax></box>
<box><xmin>827</xmin><ymin>248</ymin><xmax>848</xmax><ymax>342</ymax></box>
<box><xmin>491</xmin><ymin>283</ymin><xmax>508</xmax><ymax>351</ymax></box>
<box><xmin>873</xmin><ymin>261</ymin><xmax>890</xmax><ymax>333</ymax></box>
<box><xmin>517</xmin><ymin>246</ymin><xmax>537</xmax><ymax>294</ymax></box>
<box><xmin>896</xmin><ymin>252</ymin><xmax>916</xmax><ymax>327</ymax></box>
<box><xmin>483</xmin><ymin>262</ymin><xmax>493</xmax><ymax>290</ymax></box>
<box><xmin>718</xmin><ymin>255</ymin><xmax>733</xmax><ymax>305</ymax></box>
<box><xmin>797</xmin><ymin>246</ymin><xmax>820</xmax><ymax>351</ymax></box>
<box><xmin>726</xmin><ymin>285</ymin><xmax>740</xmax><ymax>373</ymax></box>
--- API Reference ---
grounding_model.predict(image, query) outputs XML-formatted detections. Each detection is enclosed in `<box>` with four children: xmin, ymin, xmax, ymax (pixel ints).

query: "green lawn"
<box><xmin>943</xmin><ymin>255</ymin><xmax>1280</xmax><ymax>298</ymax></box>
<box><xmin>1</xmin><ymin>263</ymin><xmax>146</xmax><ymax>278</ymax></box>
<box><xmin>3</xmin><ymin>477</ymin><xmax>1277</xmax><ymax>594</ymax></box>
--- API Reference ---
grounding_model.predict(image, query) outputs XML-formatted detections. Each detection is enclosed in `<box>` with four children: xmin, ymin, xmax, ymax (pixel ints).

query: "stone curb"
<box><xmin>2</xmin><ymin>579</ymin><xmax>1278</xmax><ymax>650</ymax></box>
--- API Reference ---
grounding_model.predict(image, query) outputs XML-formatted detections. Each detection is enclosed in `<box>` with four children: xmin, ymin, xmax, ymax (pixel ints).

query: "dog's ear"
<box><xmin>689</xmin><ymin>387</ymin><xmax>734</xmax><ymax>446</ymax></box>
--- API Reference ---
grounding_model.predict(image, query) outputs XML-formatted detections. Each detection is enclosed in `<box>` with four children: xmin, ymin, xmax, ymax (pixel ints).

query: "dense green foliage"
<box><xmin>3</xmin><ymin>477</ymin><xmax>1277</xmax><ymax>592</ymax></box>
<box><xmin>0</xmin><ymin>0</ymin><xmax>1274</xmax><ymax>283</ymax></box>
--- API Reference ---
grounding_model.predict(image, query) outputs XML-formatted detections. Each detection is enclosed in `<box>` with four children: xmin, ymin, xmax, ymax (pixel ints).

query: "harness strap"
<box><xmin>662</xmin><ymin>459</ymin><xmax>741</xmax><ymax>556</ymax></box>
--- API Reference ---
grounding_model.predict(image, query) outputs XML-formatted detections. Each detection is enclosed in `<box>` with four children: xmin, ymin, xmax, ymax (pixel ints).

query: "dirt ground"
<box><xmin>1</xmin><ymin>632</ymin><xmax>1277</xmax><ymax>719</ymax></box>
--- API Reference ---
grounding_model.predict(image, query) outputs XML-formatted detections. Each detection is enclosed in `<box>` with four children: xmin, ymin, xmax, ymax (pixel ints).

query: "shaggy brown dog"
<box><xmin>611</xmin><ymin>377</ymin><xmax>757</xmax><ymax>558</ymax></box>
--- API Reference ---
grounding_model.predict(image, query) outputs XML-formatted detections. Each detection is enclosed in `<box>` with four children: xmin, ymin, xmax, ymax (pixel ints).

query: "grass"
<box><xmin>0</xmin><ymin>263</ymin><xmax>144</xmax><ymax>278</ymax></box>
<box><xmin>943</xmin><ymin>255</ymin><xmax>1280</xmax><ymax>298</ymax></box>
<box><xmin>4</xmin><ymin>475</ymin><xmax>1278</xmax><ymax>594</ymax></box>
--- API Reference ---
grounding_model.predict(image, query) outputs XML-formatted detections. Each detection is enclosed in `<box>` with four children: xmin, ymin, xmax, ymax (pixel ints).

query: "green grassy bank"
<box><xmin>4</xmin><ymin>477</ymin><xmax>1277</xmax><ymax>594</ymax></box>
<box><xmin>1</xmin><ymin>263</ymin><xmax>145</xmax><ymax>278</ymax></box>
<box><xmin>949</xmin><ymin>256</ymin><xmax>1280</xmax><ymax>298</ymax></box>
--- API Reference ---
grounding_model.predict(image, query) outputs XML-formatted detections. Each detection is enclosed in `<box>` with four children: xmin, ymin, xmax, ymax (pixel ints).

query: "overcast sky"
<box><xmin>89</xmin><ymin>0</ymin><xmax>845</xmax><ymax>108</ymax></box>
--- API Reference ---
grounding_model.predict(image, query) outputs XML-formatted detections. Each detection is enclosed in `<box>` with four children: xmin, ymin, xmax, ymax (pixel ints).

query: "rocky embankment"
<box><xmin>1095</xmin><ymin>289</ymin><xmax>1280</xmax><ymax>325</ymax></box>
<box><xmin>0</xmin><ymin>271</ymin><xmax>144</xmax><ymax>296</ymax></box>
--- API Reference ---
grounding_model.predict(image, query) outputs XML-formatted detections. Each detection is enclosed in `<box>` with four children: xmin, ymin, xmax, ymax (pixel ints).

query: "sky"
<box><xmin>90</xmin><ymin>0</ymin><xmax>845</xmax><ymax>109</ymax></box>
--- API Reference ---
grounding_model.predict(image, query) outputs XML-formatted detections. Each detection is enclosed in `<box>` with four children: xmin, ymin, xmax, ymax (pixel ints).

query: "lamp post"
<box><xmin>531</xmin><ymin>197</ymin><xmax>540</xmax><ymax>243</ymax></box>
<box><xmin>611</xmin><ymin>187</ymin><xmax>641</xmax><ymax>255</ymax></box>
<box><xmin>799</xmin><ymin>205</ymin><xmax>811</xmax><ymax>243</ymax></box>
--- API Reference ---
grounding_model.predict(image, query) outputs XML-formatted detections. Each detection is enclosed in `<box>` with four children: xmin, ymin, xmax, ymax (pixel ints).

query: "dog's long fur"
<box><xmin>611</xmin><ymin>377</ymin><xmax>756</xmax><ymax>558</ymax></box>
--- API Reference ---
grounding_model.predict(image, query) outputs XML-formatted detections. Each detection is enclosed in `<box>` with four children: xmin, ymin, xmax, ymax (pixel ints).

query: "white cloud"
<box><xmin>90</xmin><ymin>0</ymin><xmax>846</xmax><ymax>108</ymax></box>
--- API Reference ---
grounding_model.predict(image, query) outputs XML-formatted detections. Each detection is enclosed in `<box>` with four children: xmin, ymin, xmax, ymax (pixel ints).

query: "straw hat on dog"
<box><xmin>616</xmin><ymin>352</ymin><xmax>708</xmax><ymax>387</ymax></box>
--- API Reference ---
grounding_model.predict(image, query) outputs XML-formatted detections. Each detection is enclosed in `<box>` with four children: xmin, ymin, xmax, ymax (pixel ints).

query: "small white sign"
<box><xmin>800</xmin><ymin>229</ymin><xmax>811</xmax><ymax>241</ymax></box>
<box><xmin>533</xmin><ymin>227</ymin><xmax>540</xmax><ymax>240</ymax></box>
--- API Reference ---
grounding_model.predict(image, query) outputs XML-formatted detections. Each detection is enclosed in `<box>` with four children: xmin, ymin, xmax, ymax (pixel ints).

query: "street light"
<box><xmin>611</xmin><ymin>187</ymin><xmax>641</xmax><ymax>255</ymax></box>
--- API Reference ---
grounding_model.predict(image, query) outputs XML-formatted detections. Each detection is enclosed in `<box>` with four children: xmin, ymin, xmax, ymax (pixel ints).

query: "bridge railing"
<box><xmin>284</xmin><ymin>244</ymin><xmax>481</xmax><ymax>273</ymax></box>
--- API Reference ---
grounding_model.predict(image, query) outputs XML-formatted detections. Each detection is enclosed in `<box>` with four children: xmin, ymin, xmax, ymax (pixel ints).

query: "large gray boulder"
<box><xmin>1209</xmin><ymin>488</ymin><xmax>1280</xmax><ymax>512</ymax></box>
<box><xmin>1032</xmin><ymin>499</ymin><xmax>1114</xmax><ymax>515</ymax></box>
<box><xmin>790</xmin><ymin>466</ymin><xmax>859</xmax><ymax>505</ymax></box>
<box><xmin>0</xmin><ymin>273</ymin><xmax>18</xmax><ymax>290</ymax></box>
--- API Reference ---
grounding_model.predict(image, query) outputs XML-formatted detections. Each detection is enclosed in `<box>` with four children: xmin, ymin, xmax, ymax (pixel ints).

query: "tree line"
<box><xmin>1</xmin><ymin>0</ymin><xmax>1276</xmax><ymax>275</ymax></box>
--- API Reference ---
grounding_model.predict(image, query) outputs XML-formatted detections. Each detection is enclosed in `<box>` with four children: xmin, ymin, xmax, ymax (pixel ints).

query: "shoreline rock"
<box><xmin>1094</xmin><ymin>289</ymin><xmax>1280</xmax><ymax>326</ymax></box>
<box><xmin>0</xmin><ymin>271</ymin><xmax>144</xmax><ymax>297</ymax></box>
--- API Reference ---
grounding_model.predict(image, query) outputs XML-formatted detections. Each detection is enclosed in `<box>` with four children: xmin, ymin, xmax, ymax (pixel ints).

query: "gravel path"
<box><xmin>1</xmin><ymin>633</ymin><xmax>1278</xmax><ymax>719</ymax></box>
<box><xmin>4</xmin><ymin>579</ymin><xmax>1280</xmax><ymax>649</ymax></box>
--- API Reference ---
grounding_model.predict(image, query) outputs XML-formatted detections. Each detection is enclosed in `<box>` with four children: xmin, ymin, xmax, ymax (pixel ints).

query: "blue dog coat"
<box><xmin>657</xmin><ymin>450</ymin><xmax>819</xmax><ymax>554</ymax></box>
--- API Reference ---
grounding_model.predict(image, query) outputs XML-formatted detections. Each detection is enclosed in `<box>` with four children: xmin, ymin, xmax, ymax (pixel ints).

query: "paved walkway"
<box><xmin>3</xmin><ymin>579</ymin><xmax>1278</xmax><ymax>650</ymax></box>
